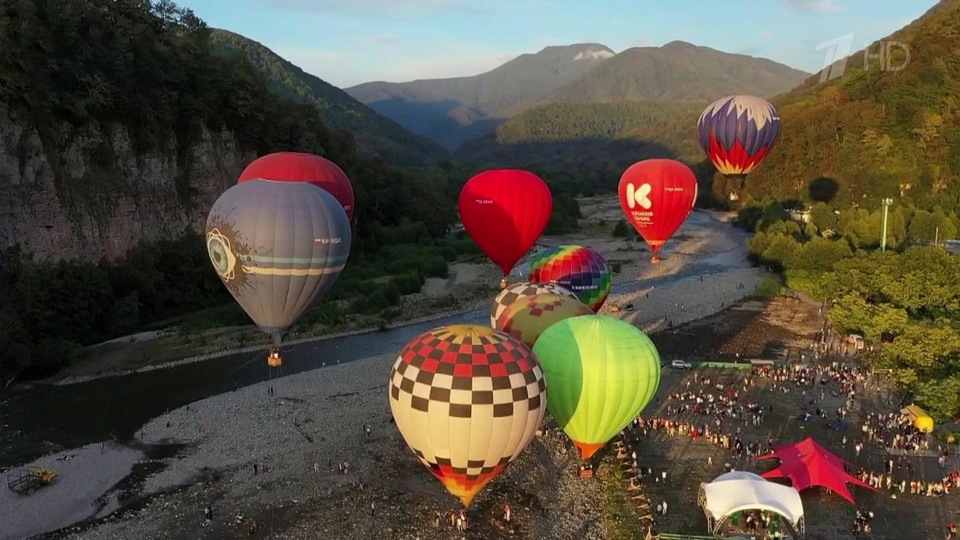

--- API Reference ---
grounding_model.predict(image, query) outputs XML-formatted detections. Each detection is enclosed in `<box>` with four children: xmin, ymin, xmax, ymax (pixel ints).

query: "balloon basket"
<box><xmin>650</xmin><ymin>256</ymin><xmax>660</xmax><ymax>264</ymax></box>
<box><xmin>499</xmin><ymin>278</ymin><xmax>509</xmax><ymax>290</ymax></box>
<box><xmin>578</xmin><ymin>463</ymin><xmax>594</xmax><ymax>479</ymax></box>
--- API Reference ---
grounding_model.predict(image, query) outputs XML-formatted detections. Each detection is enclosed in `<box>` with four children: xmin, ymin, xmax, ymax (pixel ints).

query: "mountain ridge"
<box><xmin>541</xmin><ymin>41</ymin><xmax>809</xmax><ymax>103</ymax></box>
<box><xmin>346</xmin><ymin>43</ymin><xmax>616</xmax><ymax>149</ymax></box>
<box><xmin>348</xmin><ymin>41</ymin><xmax>808</xmax><ymax>149</ymax></box>
<box><xmin>209</xmin><ymin>29</ymin><xmax>449</xmax><ymax>166</ymax></box>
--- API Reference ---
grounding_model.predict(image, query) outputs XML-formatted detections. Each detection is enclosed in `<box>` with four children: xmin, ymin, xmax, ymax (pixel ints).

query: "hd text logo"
<box><xmin>816</xmin><ymin>33</ymin><xmax>911</xmax><ymax>83</ymax></box>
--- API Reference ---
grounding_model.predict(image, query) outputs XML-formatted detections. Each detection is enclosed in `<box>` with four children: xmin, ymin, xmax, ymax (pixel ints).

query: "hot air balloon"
<box><xmin>529</xmin><ymin>246</ymin><xmax>611</xmax><ymax>312</ymax></box>
<box><xmin>205</xmin><ymin>180</ymin><xmax>351</xmax><ymax>347</ymax></box>
<box><xmin>458</xmin><ymin>170</ymin><xmax>553</xmax><ymax>279</ymax></box>
<box><xmin>497</xmin><ymin>293</ymin><xmax>593</xmax><ymax>349</ymax></box>
<box><xmin>490</xmin><ymin>281</ymin><xmax>578</xmax><ymax>328</ymax></box>
<box><xmin>388</xmin><ymin>325</ymin><xmax>547</xmax><ymax>507</ymax></box>
<box><xmin>697</xmin><ymin>95</ymin><xmax>781</xmax><ymax>195</ymax></box>
<box><xmin>532</xmin><ymin>315</ymin><xmax>660</xmax><ymax>460</ymax></box>
<box><xmin>238</xmin><ymin>152</ymin><xmax>355</xmax><ymax>219</ymax></box>
<box><xmin>618</xmin><ymin>159</ymin><xmax>698</xmax><ymax>264</ymax></box>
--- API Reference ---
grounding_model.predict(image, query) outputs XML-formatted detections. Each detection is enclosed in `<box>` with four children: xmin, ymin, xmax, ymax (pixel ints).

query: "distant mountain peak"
<box><xmin>662</xmin><ymin>40</ymin><xmax>697</xmax><ymax>49</ymax></box>
<box><xmin>574</xmin><ymin>49</ymin><xmax>616</xmax><ymax>61</ymax></box>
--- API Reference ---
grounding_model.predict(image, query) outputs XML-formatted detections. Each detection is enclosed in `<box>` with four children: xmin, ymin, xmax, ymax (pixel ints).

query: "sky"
<box><xmin>178</xmin><ymin>0</ymin><xmax>936</xmax><ymax>88</ymax></box>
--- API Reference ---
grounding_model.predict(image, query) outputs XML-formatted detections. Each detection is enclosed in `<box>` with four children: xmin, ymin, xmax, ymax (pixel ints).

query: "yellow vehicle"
<box><xmin>7</xmin><ymin>466</ymin><xmax>57</xmax><ymax>495</ymax></box>
<box><xmin>901</xmin><ymin>404</ymin><xmax>935</xmax><ymax>433</ymax></box>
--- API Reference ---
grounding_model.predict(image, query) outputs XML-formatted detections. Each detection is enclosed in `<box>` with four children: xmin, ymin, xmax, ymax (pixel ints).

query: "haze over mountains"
<box><xmin>347</xmin><ymin>42</ymin><xmax>809</xmax><ymax>150</ymax></box>
<box><xmin>347</xmin><ymin>44</ymin><xmax>615</xmax><ymax>150</ymax></box>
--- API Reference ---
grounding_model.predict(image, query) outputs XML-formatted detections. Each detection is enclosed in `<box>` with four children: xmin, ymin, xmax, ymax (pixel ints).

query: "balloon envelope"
<box><xmin>388</xmin><ymin>325</ymin><xmax>547</xmax><ymax>507</ymax></box>
<box><xmin>458</xmin><ymin>170</ymin><xmax>552</xmax><ymax>275</ymax></box>
<box><xmin>490</xmin><ymin>281</ymin><xmax>578</xmax><ymax>328</ymax></box>
<box><xmin>532</xmin><ymin>315</ymin><xmax>660</xmax><ymax>459</ymax></box>
<box><xmin>697</xmin><ymin>95</ymin><xmax>781</xmax><ymax>179</ymax></box>
<box><xmin>618</xmin><ymin>159</ymin><xmax>698</xmax><ymax>255</ymax></box>
<box><xmin>205</xmin><ymin>180</ymin><xmax>351</xmax><ymax>345</ymax></box>
<box><xmin>528</xmin><ymin>246</ymin><xmax>611</xmax><ymax>312</ymax></box>
<box><xmin>238</xmin><ymin>152</ymin><xmax>355</xmax><ymax>219</ymax></box>
<box><xmin>497</xmin><ymin>293</ymin><xmax>593</xmax><ymax>349</ymax></box>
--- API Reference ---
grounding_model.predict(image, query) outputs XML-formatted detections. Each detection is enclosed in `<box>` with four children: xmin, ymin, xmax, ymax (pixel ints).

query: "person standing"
<box><xmin>504</xmin><ymin>504</ymin><xmax>511</xmax><ymax>523</ymax></box>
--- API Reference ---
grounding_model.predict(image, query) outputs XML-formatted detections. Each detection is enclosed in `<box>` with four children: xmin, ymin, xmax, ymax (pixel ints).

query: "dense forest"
<box><xmin>0</xmin><ymin>0</ymin><xmax>581</xmax><ymax>382</ymax></box>
<box><xmin>495</xmin><ymin>101</ymin><xmax>704</xmax><ymax>161</ymax></box>
<box><xmin>740</xmin><ymin>0</ymin><xmax>960</xmax><ymax>216</ymax></box>
<box><xmin>739</xmin><ymin>197</ymin><xmax>960</xmax><ymax>419</ymax></box>
<box><xmin>208</xmin><ymin>29</ymin><xmax>449</xmax><ymax>166</ymax></box>
<box><xmin>0</xmin><ymin>0</ymin><xmax>446</xmax><ymax>380</ymax></box>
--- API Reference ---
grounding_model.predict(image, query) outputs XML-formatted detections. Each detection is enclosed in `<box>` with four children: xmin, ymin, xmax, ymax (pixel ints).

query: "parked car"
<box><xmin>670</xmin><ymin>360</ymin><xmax>693</xmax><ymax>370</ymax></box>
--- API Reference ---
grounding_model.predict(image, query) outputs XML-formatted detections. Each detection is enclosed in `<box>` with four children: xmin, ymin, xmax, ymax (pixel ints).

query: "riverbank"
<box><xmin>44</xmin><ymin>202</ymin><xmax>746</xmax><ymax>387</ymax></box>
<box><xmin>3</xmin><ymin>204</ymin><xmax>765</xmax><ymax>539</ymax></box>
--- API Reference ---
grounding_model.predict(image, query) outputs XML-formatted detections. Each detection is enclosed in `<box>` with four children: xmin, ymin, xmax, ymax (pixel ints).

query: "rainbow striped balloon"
<box><xmin>528</xmin><ymin>245</ymin><xmax>611</xmax><ymax>312</ymax></box>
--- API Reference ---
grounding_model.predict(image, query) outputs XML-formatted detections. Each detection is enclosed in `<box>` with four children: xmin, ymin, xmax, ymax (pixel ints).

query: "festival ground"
<box><xmin>7</xmin><ymin>207</ymin><xmax>957</xmax><ymax>540</ymax></box>
<box><xmin>629</xmin><ymin>300</ymin><xmax>960</xmax><ymax>540</ymax></box>
<box><xmin>15</xmin><ymin>295</ymin><xmax>949</xmax><ymax>540</ymax></box>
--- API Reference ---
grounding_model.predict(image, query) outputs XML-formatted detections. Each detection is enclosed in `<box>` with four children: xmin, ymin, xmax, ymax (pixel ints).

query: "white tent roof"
<box><xmin>712</xmin><ymin>471</ymin><xmax>765</xmax><ymax>482</ymax></box>
<box><xmin>700</xmin><ymin>473</ymin><xmax>804</xmax><ymax>527</ymax></box>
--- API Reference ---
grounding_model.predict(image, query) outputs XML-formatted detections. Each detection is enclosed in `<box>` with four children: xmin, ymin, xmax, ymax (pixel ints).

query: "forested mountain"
<box><xmin>493</xmin><ymin>101</ymin><xmax>705</xmax><ymax>161</ymax></box>
<box><xmin>740</xmin><ymin>0</ymin><xmax>960</xmax><ymax>211</ymax></box>
<box><xmin>347</xmin><ymin>41</ymin><xmax>807</xmax><ymax>151</ymax></box>
<box><xmin>541</xmin><ymin>41</ymin><xmax>808</xmax><ymax>103</ymax></box>
<box><xmin>454</xmin><ymin>42</ymin><xmax>807</xmax><ymax>182</ymax></box>
<box><xmin>457</xmin><ymin>100</ymin><xmax>708</xmax><ymax>197</ymax></box>
<box><xmin>209</xmin><ymin>30</ymin><xmax>448</xmax><ymax>166</ymax></box>
<box><xmin>0</xmin><ymin>0</ymin><xmax>457</xmax><ymax>263</ymax></box>
<box><xmin>346</xmin><ymin>44</ymin><xmax>616</xmax><ymax>149</ymax></box>
<box><xmin>0</xmin><ymin>0</ymin><xmax>468</xmax><ymax>379</ymax></box>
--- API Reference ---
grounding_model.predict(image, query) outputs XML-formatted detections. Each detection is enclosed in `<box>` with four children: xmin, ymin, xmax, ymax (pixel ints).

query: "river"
<box><xmin>0</xmin><ymin>212</ymin><xmax>748</xmax><ymax>470</ymax></box>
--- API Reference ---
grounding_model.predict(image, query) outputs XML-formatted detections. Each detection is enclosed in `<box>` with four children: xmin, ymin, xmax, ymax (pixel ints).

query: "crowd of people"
<box><xmin>614</xmin><ymin>354</ymin><xmax>959</xmax><ymax>539</ymax></box>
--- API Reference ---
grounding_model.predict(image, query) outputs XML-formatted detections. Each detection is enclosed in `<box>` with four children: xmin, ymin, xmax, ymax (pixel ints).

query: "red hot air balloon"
<box><xmin>618</xmin><ymin>159</ymin><xmax>698</xmax><ymax>263</ymax></box>
<box><xmin>458</xmin><ymin>170</ymin><xmax>552</xmax><ymax>277</ymax></box>
<box><xmin>238</xmin><ymin>152</ymin><xmax>355</xmax><ymax>219</ymax></box>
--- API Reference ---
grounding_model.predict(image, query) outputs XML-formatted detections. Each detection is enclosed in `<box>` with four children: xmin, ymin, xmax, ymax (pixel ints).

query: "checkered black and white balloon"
<box><xmin>388</xmin><ymin>324</ymin><xmax>547</xmax><ymax>507</ymax></box>
<box><xmin>490</xmin><ymin>281</ymin><xmax>576</xmax><ymax>329</ymax></box>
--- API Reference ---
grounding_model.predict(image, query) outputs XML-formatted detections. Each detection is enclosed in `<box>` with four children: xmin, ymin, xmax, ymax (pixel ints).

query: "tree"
<box><xmin>612</xmin><ymin>219</ymin><xmax>631</xmax><ymax>237</ymax></box>
<box><xmin>810</xmin><ymin>203</ymin><xmax>836</xmax><ymax>234</ymax></box>
<box><xmin>809</xmin><ymin>177</ymin><xmax>840</xmax><ymax>203</ymax></box>
<box><xmin>760</xmin><ymin>234</ymin><xmax>801</xmax><ymax>271</ymax></box>
<box><xmin>795</xmin><ymin>237</ymin><xmax>853</xmax><ymax>272</ymax></box>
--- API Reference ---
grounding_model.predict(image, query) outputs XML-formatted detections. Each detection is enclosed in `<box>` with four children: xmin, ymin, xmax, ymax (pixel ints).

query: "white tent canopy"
<box><xmin>698</xmin><ymin>471</ymin><xmax>805</xmax><ymax>537</ymax></box>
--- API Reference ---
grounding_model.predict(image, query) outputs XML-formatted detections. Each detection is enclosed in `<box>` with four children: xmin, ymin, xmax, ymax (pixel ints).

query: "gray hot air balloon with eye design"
<box><xmin>205</xmin><ymin>179</ymin><xmax>352</xmax><ymax>346</ymax></box>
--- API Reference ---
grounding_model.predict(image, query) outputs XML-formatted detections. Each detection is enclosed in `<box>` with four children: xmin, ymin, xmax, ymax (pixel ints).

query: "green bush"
<box><xmin>612</xmin><ymin>219</ymin><xmax>631</xmax><ymax>237</ymax></box>
<box><xmin>754</xmin><ymin>276</ymin><xmax>783</xmax><ymax>298</ymax></box>
<box><xmin>422</xmin><ymin>256</ymin><xmax>449</xmax><ymax>278</ymax></box>
<box><xmin>391</xmin><ymin>272</ymin><xmax>425</xmax><ymax>295</ymax></box>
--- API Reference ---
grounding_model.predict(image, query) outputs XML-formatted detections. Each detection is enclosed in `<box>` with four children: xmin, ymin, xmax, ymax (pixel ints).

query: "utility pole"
<box><xmin>881</xmin><ymin>198</ymin><xmax>894</xmax><ymax>252</ymax></box>
<box><xmin>935</xmin><ymin>226</ymin><xmax>939</xmax><ymax>247</ymax></box>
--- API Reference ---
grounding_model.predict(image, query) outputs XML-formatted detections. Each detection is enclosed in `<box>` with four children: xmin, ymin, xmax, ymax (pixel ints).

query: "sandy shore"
<box><xmin>4</xmin><ymin>203</ymin><xmax>768</xmax><ymax>540</ymax></box>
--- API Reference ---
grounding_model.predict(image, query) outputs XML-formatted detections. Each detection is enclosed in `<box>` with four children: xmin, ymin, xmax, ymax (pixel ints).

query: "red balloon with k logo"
<box><xmin>618</xmin><ymin>159</ymin><xmax>698</xmax><ymax>263</ymax></box>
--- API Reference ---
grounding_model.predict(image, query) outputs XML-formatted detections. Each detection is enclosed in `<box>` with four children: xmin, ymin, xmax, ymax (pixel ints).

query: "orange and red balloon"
<box><xmin>238</xmin><ymin>152</ymin><xmax>355</xmax><ymax>219</ymax></box>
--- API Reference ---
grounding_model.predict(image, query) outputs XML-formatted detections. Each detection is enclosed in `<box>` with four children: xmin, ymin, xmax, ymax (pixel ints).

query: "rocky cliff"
<box><xmin>0</xmin><ymin>106</ymin><xmax>247</xmax><ymax>262</ymax></box>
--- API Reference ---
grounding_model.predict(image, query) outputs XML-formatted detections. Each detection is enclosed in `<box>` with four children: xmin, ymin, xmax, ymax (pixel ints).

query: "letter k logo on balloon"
<box><xmin>627</xmin><ymin>183</ymin><xmax>652</xmax><ymax>210</ymax></box>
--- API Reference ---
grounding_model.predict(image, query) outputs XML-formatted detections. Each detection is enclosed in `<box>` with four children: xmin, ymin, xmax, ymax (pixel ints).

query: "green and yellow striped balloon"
<box><xmin>532</xmin><ymin>315</ymin><xmax>660</xmax><ymax>459</ymax></box>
